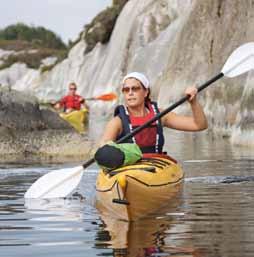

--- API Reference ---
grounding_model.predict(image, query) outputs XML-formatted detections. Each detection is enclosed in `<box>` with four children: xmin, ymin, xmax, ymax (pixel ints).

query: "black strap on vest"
<box><xmin>114</xmin><ymin>101</ymin><xmax>164</xmax><ymax>153</ymax></box>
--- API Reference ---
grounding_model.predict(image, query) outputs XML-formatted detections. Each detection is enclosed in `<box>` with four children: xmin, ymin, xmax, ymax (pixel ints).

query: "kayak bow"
<box><xmin>96</xmin><ymin>155</ymin><xmax>183</xmax><ymax>221</ymax></box>
<box><xmin>59</xmin><ymin>108</ymin><xmax>88</xmax><ymax>133</ymax></box>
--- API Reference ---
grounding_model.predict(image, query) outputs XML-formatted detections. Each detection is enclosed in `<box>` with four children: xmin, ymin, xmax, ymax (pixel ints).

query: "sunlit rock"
<box><xmin>0</xmin><ymin>48</ymin><xmax>15</xmax><ymax>60</ymax></box>
<box><xmin>40</xmin><ymin>56</ymin><xmax>58</xmax><ymax>67</ymax></box>
<box><xmin>0</xmin><ymin>63</ymin><xmax>30</xmax><ymax>86</ymax></box>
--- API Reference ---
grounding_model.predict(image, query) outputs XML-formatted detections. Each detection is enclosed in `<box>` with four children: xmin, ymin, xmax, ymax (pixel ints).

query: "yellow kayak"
<box><xmin>96</xmin><ymin>155</ymin><xmax>184</xmax><ymax>221</ymax></box>
<box><xmin>59</xmin><ymin>108</ymin><xmax>88</xmax><ymax>133</ymax></box>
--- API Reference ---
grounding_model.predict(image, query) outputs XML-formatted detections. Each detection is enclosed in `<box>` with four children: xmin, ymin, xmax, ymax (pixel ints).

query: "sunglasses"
<box><xmin>69</xmin><ymin>88</ymin><xmax>77</xmax><ymax>91</ymax></box>
<box><xmin>122</xmin><ymin>86</ymin><xmax>142</xmax><ymax>93</ymax></box>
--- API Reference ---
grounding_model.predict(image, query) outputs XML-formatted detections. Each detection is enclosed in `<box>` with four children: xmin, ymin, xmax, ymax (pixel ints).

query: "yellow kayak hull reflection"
<box><xmin>59</xmin><ymin>108</ymin><xmax>88</xmax><ymax>133</ymax></box>
<box><xmin>96</xmin><ymin>156</ymin><xmax>184</xmax><ymax>221</ymax></box>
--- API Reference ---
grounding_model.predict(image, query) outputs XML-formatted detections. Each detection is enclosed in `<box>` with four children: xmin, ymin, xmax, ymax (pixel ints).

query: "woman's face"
<box><xmin>122</xmin><ymin>78</ymin><xmax>148</xmax><ymax>108</ymax></box>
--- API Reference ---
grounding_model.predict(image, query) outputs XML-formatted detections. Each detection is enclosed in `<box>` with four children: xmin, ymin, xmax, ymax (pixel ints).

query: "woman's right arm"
<box><xmin>99</xmin><ymin>116</ymin><xmax>122</xmax><ymax>146</ymax></box>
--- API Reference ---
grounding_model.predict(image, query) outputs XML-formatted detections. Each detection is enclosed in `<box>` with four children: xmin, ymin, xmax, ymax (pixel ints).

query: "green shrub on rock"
<box><xmin>84</xmin><ymin>0</ymin><xmax>128</xmax><ymax>53</ymax></box>
<box><xmin>0</xmin><ymin>23</ymin><xmax>66</xmax><ymax>50</ymax></box>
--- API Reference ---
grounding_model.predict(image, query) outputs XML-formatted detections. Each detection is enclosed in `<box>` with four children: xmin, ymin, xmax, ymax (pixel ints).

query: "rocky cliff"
<box><xmin>1</xmin><ymin>0</ymin><xmax>254</xmax><ymax>147</ymax></box>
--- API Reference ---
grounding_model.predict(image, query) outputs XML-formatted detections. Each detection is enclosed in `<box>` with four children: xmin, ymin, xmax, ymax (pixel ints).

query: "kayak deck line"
<box><xmin>123</xmin><ymin>173</ymin><xmax>184</xmax><ymax>187</ymax></box>
<box><xmin>96</xmin><ymin>180</ymin><xmax>118</xmax><ymax>193</ymax></box>
<box><xmin>96</xmin><ymin>172</ymin><xmax>184</xmax><ymax>191</ymax></box>
<box><xmin>109</xmin><ymin>162</ymin><xmax>164</xmax><ymax>171</ymax></box>
<box><xmin>106</xmin><ymin>157</ymin><xmax>171</xmax><ymax>174</ymax></box>
<box><xmin>108</xmin><ymin>166</ymin><xmax>156</xmax><ymax>176</ymax></box>
<box><xmin>102</xmin><ymin>158</ymin><xmax>170</xmax><ymax>175</ymax></box>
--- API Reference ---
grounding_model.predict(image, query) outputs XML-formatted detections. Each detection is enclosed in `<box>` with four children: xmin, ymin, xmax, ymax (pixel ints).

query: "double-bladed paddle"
<box><xmin>25</xmin><ymin>42</ymin><xmax>254</xmax><ymax>199</ymax></box>
<box><xmin>48</xmin><ymin>92</ymin><xmax>117</xmax><ymax>106</ymax></box>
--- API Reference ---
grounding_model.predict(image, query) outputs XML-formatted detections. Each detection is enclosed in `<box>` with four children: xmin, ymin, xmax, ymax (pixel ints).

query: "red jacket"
<box><xmin>114</xmin><ymin>101</ymin><xmax>165</xmax><ymax>153</ymax></box>
<box><xmin>60</xmin><ymin>94</ymin><xmax>84</xmax><ymax>110</ymax></box>
<box><xmin>129</xmin><ymin>104</ymin><xmax>157</xmax><ymax>148</ymax></box>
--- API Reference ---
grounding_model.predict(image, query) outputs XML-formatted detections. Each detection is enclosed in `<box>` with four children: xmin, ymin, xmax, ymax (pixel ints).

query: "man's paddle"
<box><xmin>47</xmin><ymin>92</ymin><xmax>117</xmax><ymax>107</ymax></box>
<box><xmin>85</xmin><ymin>92</ymin><xmax>117</xmax><ymax>101</ymax></box>
<box><xmin>24</xmin><ymin>42</ymin><xmax>254</xmax><ymax>199</ymax></box>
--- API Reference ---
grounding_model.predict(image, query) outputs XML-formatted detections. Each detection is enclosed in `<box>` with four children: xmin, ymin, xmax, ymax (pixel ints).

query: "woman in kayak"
<box><xmin>100</xmin><ymin>72</ymin><xmax>207</xmax><ymax>148</ymax></box>
<box><xmin>95</xmin><ymin>72</ymin><xmax>207</xmax><ymax>168</ymax></box>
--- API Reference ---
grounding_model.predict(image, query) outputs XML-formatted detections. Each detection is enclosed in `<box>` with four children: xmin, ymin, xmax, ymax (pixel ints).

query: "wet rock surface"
<box><xmin>0</xmin><ymin>86</ymin><xmax>71</xmax><ymax>130</ymax></box>
<box><xmin>0</xmin><ymin>87</ymin><xmax>92</xmax><ymax>160</ymax></box>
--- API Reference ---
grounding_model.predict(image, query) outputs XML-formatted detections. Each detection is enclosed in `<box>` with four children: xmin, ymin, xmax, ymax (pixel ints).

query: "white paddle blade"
<box><xmin>222</xmin><ymin>42</ymin><xmax>254</xmax><ymax>78</ymax></box>
<box><xmin>24</xmin><ymin>166</ymin><xmax>84</xmax><ymax>199</ymax></box>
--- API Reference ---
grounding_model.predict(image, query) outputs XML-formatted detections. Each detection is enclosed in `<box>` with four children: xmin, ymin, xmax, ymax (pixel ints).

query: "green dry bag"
<box><xmin>94</xmin><ymin>141</ymin><xmax>142</xmax><ymax>170</ymax></box>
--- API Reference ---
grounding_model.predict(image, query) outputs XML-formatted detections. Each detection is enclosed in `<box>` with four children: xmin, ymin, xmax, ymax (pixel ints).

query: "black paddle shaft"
<box><xmin>83</xmin><ymin>72</ymin><xmax>224</xmax><ymax>169</ymax></box>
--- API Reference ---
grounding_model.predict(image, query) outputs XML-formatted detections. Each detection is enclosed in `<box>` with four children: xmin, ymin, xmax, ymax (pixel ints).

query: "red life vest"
<box><xmin>60</xmin><ymin>95</ymin><xmax>83</xmax><ymax>110</ymax></box>
<box><xmin>114</xmin><ymin>101</ymin><xmax>164</xmax><ymax>153</ymax></box>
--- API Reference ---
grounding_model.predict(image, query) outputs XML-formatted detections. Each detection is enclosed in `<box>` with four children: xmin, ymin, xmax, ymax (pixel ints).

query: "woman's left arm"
<box><xmin>162</xmin><ymin>86</ymin><xmax>208</xmax><ymax>131</ymax></box>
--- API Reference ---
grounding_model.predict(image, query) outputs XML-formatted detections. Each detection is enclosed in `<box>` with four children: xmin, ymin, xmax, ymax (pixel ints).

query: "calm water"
<box><xmin>0</xmin><ymin>130</ymin><xmax>254</xmax><ymax>257</ymax></box>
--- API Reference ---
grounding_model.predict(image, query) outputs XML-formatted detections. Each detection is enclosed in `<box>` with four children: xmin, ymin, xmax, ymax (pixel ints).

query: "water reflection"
<box><xmin>96</xmin><ymin>211</ymin><xmax>203</xmax><ymax>257</ymax></box>
<box><xmin>96</xmin><ymin>193</ymin><xmax>205</xmax><ymax>257</ymax></box>
<box><xmin>24</xmin><ymin>197</ymin><xmax>86</xmax><ymax>222</ymax></box>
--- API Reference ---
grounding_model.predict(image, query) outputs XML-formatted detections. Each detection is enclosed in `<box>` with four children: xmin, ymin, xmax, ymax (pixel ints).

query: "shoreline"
<box><xmin>0</xmin><ymin>129</ymin><xmax>96</xmax><ymax>164</ymax></box>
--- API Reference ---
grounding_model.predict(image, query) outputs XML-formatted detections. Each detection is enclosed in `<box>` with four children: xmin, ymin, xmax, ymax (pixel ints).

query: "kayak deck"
<box><xmin>96</xmin><ymin>156</ymin><xmax>184</xmax><ymax>221</ymax></box>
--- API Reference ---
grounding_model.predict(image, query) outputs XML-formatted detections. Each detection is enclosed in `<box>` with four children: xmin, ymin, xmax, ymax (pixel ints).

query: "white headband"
<box><xmin>122</xmin><ymin>72</ymin><xmax>150</xmax><ymax>88</ymax></box>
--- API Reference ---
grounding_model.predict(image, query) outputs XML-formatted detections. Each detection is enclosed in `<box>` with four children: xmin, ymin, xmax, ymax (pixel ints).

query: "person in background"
<box><xmin>54</xmin><ymin>82</ymin><xmax>88</xmax><ymax>113</ymax></box>
<box><xmin>96</xmin><ymin>72</ymin><xmax>207</xmax><ymax>165</ymax></box>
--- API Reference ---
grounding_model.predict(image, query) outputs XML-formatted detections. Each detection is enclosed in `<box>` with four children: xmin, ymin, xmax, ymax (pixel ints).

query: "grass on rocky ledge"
<box><xmin>0</xmin><ymin>39</ymin><xmax>40</xmax><ymax>51</ymax></box>
<box><xmin>0</xmin><ymin>40</ymin><xmax>67</xmax><ymax>71</ymax></box>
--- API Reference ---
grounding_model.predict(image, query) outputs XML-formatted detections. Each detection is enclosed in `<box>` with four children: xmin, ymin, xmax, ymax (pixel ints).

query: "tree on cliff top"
<box><xmin>0</xmin><ymin>23</ymin><xmax>66</xmax><ymax>50</ymax></box>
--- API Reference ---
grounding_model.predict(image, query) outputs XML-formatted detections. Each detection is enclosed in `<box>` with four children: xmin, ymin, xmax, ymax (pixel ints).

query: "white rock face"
<box><xmin>3</xmin><ymin>0</ymin><xmax>254</xmax><ymax>146</ymax></box>
<box><xmin>0</xmin><ymin>63</ymin><xmax>31</xmax><ymax>87</ymax></box>
<box><xmin>40</xmin><ymin>56</ymin><xmax>58</xmax><ymax>67</ymax></box>
<box><xmin>0</xmin><ymin>48</ymin><xmax>15</xmax><ymax>60</ymax></box>
<box><xmin>0</xmin><ymin>48</ymin><xmax>42</xmax><ymax>88</ymax></box>
<box><xmin>11</xmin><ymin>0</ymin><xmax>193</xmax><ymax>112</ymax></box>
